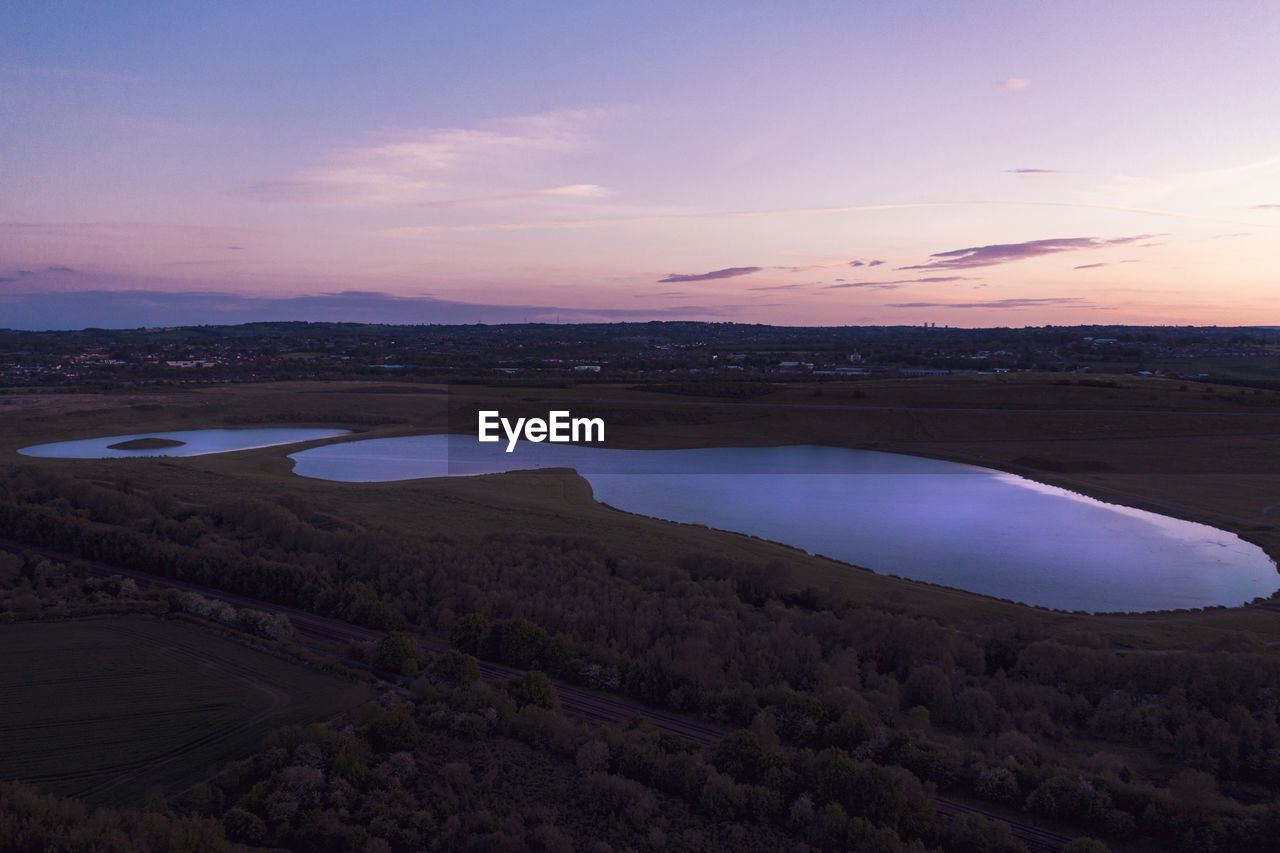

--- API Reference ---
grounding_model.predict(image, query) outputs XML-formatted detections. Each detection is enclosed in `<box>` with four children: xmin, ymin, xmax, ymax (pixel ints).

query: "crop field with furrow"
<box><xmin>0</xmin><ymin>615</ymin><xmax>368</xmax><ymax>805</ymax></box>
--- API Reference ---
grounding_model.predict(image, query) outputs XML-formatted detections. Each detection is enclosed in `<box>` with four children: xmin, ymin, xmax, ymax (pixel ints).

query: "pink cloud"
<box><xmin>658</xmin><ymin>266</ymin><xmax>762</xmax><ymax>283</ymax></box>
<box><xmin>829</xmin><ymin>276</ymin><xmax>972</xmax><ymax>290</ymax></box>
<box><xmin>900</xmin><ymin>235</ymin><xmax>1156</xmax><ymax>271</ymax></box>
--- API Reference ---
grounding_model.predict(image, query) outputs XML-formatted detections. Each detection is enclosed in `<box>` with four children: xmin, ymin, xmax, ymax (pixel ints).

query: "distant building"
<box><xmin>898</xmin><ymin>368</ymin><xmax>952</xmax><ymax>377</ymax></box>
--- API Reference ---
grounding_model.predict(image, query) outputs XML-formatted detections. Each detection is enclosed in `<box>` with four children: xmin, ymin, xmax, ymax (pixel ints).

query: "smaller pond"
<box><xmin>18</xmin><ymin>428</ymin><xmax>351</xmax><ymax>459</ymax></box>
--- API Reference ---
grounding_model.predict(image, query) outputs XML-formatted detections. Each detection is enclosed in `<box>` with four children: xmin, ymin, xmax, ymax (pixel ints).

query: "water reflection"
<box><xmin>289</xmin><ymin>435</ymin><xmax>1278</xmax><ymax>612</ymax></box>
<box><xmin>19</xmin><ymin>428</ymin><xmax>351</xmax><ymax>458</ymax></box>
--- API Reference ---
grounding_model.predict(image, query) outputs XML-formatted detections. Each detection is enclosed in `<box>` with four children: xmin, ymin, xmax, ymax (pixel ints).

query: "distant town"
<box><xmin>2</xmin><ymin>321</ymin><xmax>1278</xmax><ymax>389</ymax></box>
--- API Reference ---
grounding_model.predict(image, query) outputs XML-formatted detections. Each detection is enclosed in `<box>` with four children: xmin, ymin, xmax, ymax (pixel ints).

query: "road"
<box><xmin>0</xmin><ymin>536</ymin><xmax>1076</xmax><ymax>852</ymax></box>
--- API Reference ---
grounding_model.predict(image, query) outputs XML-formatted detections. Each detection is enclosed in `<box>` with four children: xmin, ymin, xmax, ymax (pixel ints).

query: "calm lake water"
<box><xmin>289</xmin><ymin>435</ymin><xmax>1278</xmax><ymax>613</ymax></box>
<box><xmin>18</xmin><ymin>428</ymin><xmax>350</xmax><ymax>458</ymax></box>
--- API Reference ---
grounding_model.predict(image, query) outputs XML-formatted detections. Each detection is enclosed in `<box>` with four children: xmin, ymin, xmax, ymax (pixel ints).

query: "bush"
<box><xmin>369</xmin><ymin>631</ymin><xmax>423</xmax><ymax>677</ymax></box>
<box><xmin>517</xmin><ymin>671</ymin><xmax>560</xmax><ymax>711</ymax></box>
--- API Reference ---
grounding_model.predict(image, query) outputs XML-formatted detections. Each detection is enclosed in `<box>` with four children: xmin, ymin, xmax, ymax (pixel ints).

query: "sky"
<box><xmin>3</xmin><ymin>0</ymin><xmax>1279</xmax><ymax>330</ymax></box>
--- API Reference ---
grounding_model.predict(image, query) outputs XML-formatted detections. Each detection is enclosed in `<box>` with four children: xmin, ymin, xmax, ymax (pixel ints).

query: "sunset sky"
<box><xmin>3</xmin><ymin>1</ymin><xmax>1279</xmax><ymax>329</ymax></box>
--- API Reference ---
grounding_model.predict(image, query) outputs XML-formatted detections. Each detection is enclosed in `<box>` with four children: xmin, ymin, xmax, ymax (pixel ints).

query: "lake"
<box><xmin>18</xmin><ymin>428</ymin><xmax>351</xmax><ymax>459</ymax></box>
<box><xmin>289</xmin><ymin>434</ymin><xmax>1278</xmax><ymax>613</ymax></box>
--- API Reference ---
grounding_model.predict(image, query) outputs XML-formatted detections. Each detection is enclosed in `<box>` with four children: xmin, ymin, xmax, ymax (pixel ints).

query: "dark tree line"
<box><xmin>6</xmin><ymin>465</ymin><xmax>1280</xmax><ymax>849</ymax></box>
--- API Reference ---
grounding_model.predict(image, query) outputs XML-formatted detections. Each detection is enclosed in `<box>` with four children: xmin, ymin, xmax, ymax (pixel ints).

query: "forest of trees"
<box><xmin>4</xmin><ymin>464</ymin><xmax>1280</xmax><ymax>851</ymax></box>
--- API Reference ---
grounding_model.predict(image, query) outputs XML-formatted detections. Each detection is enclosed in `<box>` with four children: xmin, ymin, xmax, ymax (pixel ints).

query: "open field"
<box><xmin>1087</xmin><ymin>355</ymin><xmax>1280</xmax><ymax>382</ymax></box>
<box><xmin>0</xmin><ymin>615</ymin><xmax>369</xmax><ymax>806</ymax></box>
<box><xmin>2</xmin><ymin>375</ymin><xmax>1280</xmax><ymax>647</ymax></box>
<box><xmin>4</xmin><ymin>376</ymin><xmax>1280</xmax><ymax>850</ymax></box>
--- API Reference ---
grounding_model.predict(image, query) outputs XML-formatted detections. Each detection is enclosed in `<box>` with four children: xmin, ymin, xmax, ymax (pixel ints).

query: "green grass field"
<box><xmin>0</xmin><ymin>615</ymin><xmax>369</xmax><ymax>806</ymax></box>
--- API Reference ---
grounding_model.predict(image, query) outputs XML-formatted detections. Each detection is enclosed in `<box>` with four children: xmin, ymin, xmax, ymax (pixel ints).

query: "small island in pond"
<box><xmin>107</xmin><ymin>437</ymin><xmax>186</xmax><ymax>450</ymax></box>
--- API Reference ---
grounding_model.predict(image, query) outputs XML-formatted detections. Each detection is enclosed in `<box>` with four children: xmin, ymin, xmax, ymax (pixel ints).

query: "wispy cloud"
<box><xmin>829</xmin><ymin>276</ymin><xmax>972</xmax><ymax>290</ymax></box>
<box><xmin>1254</xmin><ymin>203</ymin><xmax>1280</xmax><ymax>210</ymax></box>
<box><xmin>1086</xmin><ymin>154</ymin><xmax>1280</xmax><ymax>209</ymax></box>
<box><xmin>416</xmin><ymin>184</ymin><xmax>612</xmax><ymax>208</ymax></box>
<box><xmin>0</xmin><ymin>266</ymin><xmax>74</xmax><ymax>280</ymax></box>
<box><xmin>888</xmin><ymin>297</ymin><xmax>1099</xmax><ymax>310</ymax></box>
<box><xmin>997</xmin><ymin>78</ymin><xmax>1030</xmax><ymax>91</ymax></box>
<box><xmin>389</xmin><ymin>198</ymin><xmax>1280</xmax><ymax>236</ymax></box>
<box><xmin>848</xmin><ymin>259</ymin><xmax>886</xmax><ymax>267</ymax></box>
<box><xmin>900</xmin><ymin>235</ymin><xmax>1156</xmax><ymax>271</ymax></box>
<box><xmin>658</xmin><ymin>266</ymin><xmax>762</xmax><ymax>283</ymax></box>
<box><xmin>748</xmin><ymin>283</ymin><xmax>808</xmax><ymax>291</ymax></box>
<box><xmin>0</xmin><ymin>265</ymin><xmax>83</xmax><ymax>289</ymax></box>
<box><xmin>245</xmin><ymin>109</ymin><xmax>604</xmax><ymax>205</ymax></box>
<box><xmin>1073</xmin><ymin>263</ymin><xmax>1107</xmax><ymax>270</ymax></box>
<box><xmin>1006</xmin><ymin>168</ymin><xmax>1065</xmax><ymax>174</ymax></box>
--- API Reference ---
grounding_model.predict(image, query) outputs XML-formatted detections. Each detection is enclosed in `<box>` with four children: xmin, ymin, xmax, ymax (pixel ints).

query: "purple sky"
<box><xmin>3</xmin><ymin>1</ymin><xmax>1279</xmax><ymax>329</ymax></box>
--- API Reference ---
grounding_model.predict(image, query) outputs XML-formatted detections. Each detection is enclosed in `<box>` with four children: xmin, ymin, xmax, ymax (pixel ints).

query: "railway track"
<box><xmin>933</xmin><ymin>795</ymin><xmax>1074</xmax><ymax>853</ymax></box>
<box><xmin>1</xmin><ymin>537</ymin><xmax>1076</xmax><ymax>851</ymax></box>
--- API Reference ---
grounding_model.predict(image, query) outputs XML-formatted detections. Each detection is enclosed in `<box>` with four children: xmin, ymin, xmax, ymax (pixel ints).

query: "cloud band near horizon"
<box><xmin>887</xmin><ymin>297</ymin><xmax>1098</xmax><ymax>309</ymax></box>
<box><xmin>0</xmin><ymin>289</ymin><xmax>730</xmax><ymax>331</ymax></box>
